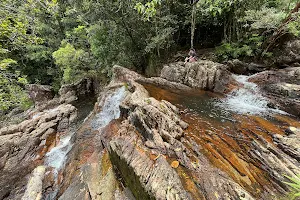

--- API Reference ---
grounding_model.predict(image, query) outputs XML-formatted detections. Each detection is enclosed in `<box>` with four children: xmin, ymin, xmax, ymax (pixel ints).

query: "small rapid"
<box><xmin>41</xmin><ymin>86</ymin><xmax>127</xmax><ymax>200</ymax></box>
<box><xmin>217</xmin><ymin>74</ymin><xmax>287</xmax><ymax>115</ymax></box>
<box><xmin>91</xmin><ymin>86</ymin><xmax>127</xmax><ymax>130</ymax></box>
<box><xmin>45</xmin><ymin>133</ymin><xmax>74</xmax><ymax>170</ymax></box>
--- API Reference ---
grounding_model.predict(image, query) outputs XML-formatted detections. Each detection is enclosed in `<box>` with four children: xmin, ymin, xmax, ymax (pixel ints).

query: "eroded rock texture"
<box><xmin>0</xmin><ymin>104</ymin><xmax>77</xmax><ymax>199</ymax></box>
<box><xmin>98</xmin><ymin>67</ymin><xmax>256</xmax><ymax>200</ymax></box>
<box><xmin>249</xmin><ymin>67</ymin><xmax>300</xmax><ymax>116</ymax></box>
<box><xmin>26</xmin><ymin>84</ymin><xmax>54</xmax><ymax>106</ymax></box>
<box><xmin>276</xmin><ymin>40</ymin><xmax>300</xmax><ymax>66</ymax></box>
<box><xmin>2</xmin><ymin>64</ymin><xmax>300</xmax><ymax>200</ymax></box>
<box><xmin>160</xmin><ymin>61</ymin><xmax>234</xmax><ymax>93</ymax></box>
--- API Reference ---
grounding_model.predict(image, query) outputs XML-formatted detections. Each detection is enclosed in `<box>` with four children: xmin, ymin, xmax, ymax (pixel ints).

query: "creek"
<box><xmin>142</xmin><ymin>75</ymin><xmax>300</xmax><ymax>198</ymax></box>
<box><xmin>40</xmin><ymin>74</ymin><xmax>300</xmax><ymax>199</ymax></box>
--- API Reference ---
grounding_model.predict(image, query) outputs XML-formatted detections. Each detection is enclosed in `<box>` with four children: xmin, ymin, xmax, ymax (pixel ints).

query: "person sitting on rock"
<box><xmin>184</xmin><ymin>48</ymin><xmax>198</xmax><ymax>64</ymax></box>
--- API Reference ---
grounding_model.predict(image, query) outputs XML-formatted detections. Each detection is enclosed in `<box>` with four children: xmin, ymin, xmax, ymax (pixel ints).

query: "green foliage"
<box><xmin>284</xmin><ymin>174</ymin><xmax>300</xmax><ymax>200</ymax></box>
<box><xmin>242</xmin><ymin>7</ymin><xmax>286</xmax><ymax>30</ymax></box>
<box><xmin>288</xmin><ymin>13</ymin><xmax>300</xmax><ymax>37</ymax></box>
<box><xmin>0</xmin><ymin>0</ymin><xmax>300</xmax><ymax>115</ymax></box>
<box><xmin>88</xmin><ymin>21</ymin><xmax>132</xmax><ymax>74</ymax></box>
<box><xmin>0</xmin><ymin>59</ymin><xmax>17</xmax><ymax>70</ymax></box>
<box><xmin>216</xmin><ymin>34</ymin><xmax>264</xmax><ymax>60</ymax></box>
<box><xmin>135</xmin><ymin>0</ymin><xmax>161</xmax><ymax>21</ymax></box>
<box><xmin>52</xmin><ymin>43</ymin><xmax>92</xmax><ymax>83</ymax></box>
<box><xmin>0</xmin><ymin>71</ymin><xmax>32</xmax><ymax>113</ymax></box>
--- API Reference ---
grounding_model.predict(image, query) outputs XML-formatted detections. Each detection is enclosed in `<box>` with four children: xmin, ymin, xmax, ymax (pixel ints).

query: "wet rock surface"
<box><xmin>99</xmin><ymin>67</ymin><xmax>256</xmax><ymax>199</ymax></box>
<box><xmin>2</xmin><ymin>64</ymin><xmax>300</xmax><ymax>200</ymax></box>
<box><xmin>160</xmin><ymin>61</ymin><xmax>234</xmax><ymax>93</ymax></box>
<box><xmin>0</xmin><ymin>104</ymin><xmax>77</xmax><ymax>199</ymax></box>
<box><xmin>249</xmin><ymin>67</ymin><xmax>300</xmax><ymax>117</ymax></box>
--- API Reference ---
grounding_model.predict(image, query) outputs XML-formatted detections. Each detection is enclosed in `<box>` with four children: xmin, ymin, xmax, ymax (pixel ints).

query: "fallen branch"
<box><xmin>263</xmin><ymin>2</ymin><xmax>300</xmax><ymax>54</ymax></box>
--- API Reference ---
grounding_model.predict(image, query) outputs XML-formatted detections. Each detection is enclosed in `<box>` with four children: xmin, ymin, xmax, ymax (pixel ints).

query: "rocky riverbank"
<box><xmin>1</xmin><ymin>60</ymin><xmax>300</xmax><ymax>200</ymax></box>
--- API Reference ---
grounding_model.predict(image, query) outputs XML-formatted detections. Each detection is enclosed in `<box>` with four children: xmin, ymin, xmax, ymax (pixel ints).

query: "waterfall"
<box><xmin>91</xmin><ymin>86</ymin><xmax>127</xmax><ymax>130</ymax></box>
<box><xmin>217</xmin><ymin>75</ymin><xmax>286</xmax><ymax>115</ymax></box>
<box><xmin>42</xmin><ymin>86</ymin><xmax>127</xmax><ymax>199</ymax></box>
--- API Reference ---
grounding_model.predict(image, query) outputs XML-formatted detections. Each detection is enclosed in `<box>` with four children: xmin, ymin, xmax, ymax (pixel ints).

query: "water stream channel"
<box><xmin>37</xmin><ymin>74</ymin><xmax>300</xmax><ymax>199</ymax></box>
<box><xmin>143</xmin><ymin>75</ymin><xmax>300</xmax><ymax>198</ymax></box>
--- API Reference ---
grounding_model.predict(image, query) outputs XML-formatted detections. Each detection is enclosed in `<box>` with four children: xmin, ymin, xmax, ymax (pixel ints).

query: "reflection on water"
<box><xmin>143</xmin><ymin>82</ymin><xmax>300</xmax><ymax>198</ymax></box>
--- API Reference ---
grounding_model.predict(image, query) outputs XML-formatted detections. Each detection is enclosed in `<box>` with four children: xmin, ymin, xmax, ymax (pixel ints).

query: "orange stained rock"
<box><xmin>101</xmin><ymin>150</ymin><xmax>113</xmax><ymax>176</ymax></box>
<box><xmin>78</xmin><ymin>140</ymin><xmax>96</xmax><ymax>165</ymax></box>
<box><xmin>210</xmin><ymin>135</ymin><xmax>255</xmax><ymax>182</ymax></box>
<box><xmin>176</xmin><ymin>165</ymin><xmax>206</xmax><ymax>200</ymax></box>
<box><xmin>149</xmin><ymin>153</ymin><xmax>157</xmax><ymax>161</ymax></box>
<box><xmin>274</xmin><ymin>114</ymin><xmax>300</xmax><ymax>128</ymax></box>
<box><xmin>251</xmin><ymin>116</ymin><xmax>284</xmax><ymax>135</ymax></box>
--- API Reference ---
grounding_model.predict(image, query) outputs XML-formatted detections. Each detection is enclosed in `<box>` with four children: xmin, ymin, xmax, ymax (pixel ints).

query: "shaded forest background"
<box><xmin>1</xmin><ymin>0</ymin><xmax>300</xmax><ymax>113</ymax></box>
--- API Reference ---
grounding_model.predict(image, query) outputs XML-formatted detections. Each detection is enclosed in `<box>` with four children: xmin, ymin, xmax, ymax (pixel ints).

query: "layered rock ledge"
<box><xmin>159</xmin><ymin>61</ymin><xmax>234</xmax><ymax>93</ymax></box>
<box><xmin>249</xmin><ymin>67</ymin><xmax>300</xmax><ymax>117</ymax></box>
<box><xmin>0</xmin><ymin>104</ymin><xmax>77</xmax><ymax>199</ymax></box>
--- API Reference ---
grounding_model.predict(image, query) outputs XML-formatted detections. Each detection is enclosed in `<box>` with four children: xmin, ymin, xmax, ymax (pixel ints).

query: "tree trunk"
<box><xmin>190</xmin><ymin>2</ymin><xmax>196</xmax><ymax>48</ymax></box>
<box><xmin>263</xmin><ymin>2</ymin><xmax>300</xmax><ymax>54</ymax></box>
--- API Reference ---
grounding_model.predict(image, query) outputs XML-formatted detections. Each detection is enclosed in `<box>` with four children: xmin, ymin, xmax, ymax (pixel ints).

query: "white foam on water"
<box><xmin>40</xmin><ymin>86</ymin><xmax>127</xmax><ymax>200</ymax></box>
<box><xmin>91</xmin><ymin>86</ymin><xmax>127</xmax><ymax>130</ymax></box>
<box><xmin>44</xmin><ymin>132</ymin><xmax>73</xmax><ymax>170</ymax></box>
<box><xmin>217</xmin><ymin>74</ymin><xmax>287</xmax><ymax>115</ymax></box>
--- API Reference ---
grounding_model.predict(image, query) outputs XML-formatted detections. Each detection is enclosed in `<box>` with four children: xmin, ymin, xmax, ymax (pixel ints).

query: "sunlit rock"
<box><xmin>160</xmin><ymin>60</ymin><xmax>234</xmax><ymax>93</ymax></box>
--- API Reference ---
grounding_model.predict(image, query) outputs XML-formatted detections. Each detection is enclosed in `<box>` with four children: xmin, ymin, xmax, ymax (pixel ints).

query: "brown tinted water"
<box><xmin>143</xmin><ymin>83</ymin><xmax>300</xmax><ymax>198</ymax></box>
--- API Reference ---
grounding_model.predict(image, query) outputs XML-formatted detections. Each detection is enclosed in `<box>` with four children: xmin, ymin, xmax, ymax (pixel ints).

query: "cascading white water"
<box><xmin>44</xmin><ymin>133</ymin><xmax>74</xmax><ymax>170</ymax></box>
<box><xmin>217</xmin><ymin>74</ymin><xmax>286</xmax><ymax>115</ymax></box>
<box><xmin>42</xmin><ymin>86</ymin><xmax>127</xmax><ymax>199</ymax></box>
<box><xmin>91</xmin><ymin>86</ymin><xmax>127</xmax><ymax>130</ymax></box>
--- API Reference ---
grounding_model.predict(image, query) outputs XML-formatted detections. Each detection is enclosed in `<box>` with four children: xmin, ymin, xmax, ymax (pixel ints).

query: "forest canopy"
<box><xmin>0</xmin><ymin>0</ymin><xmax>299</xmax><ymax>113</ymax></box>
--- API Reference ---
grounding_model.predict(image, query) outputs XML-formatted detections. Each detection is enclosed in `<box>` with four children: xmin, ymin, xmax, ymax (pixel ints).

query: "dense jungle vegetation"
<box><xmin>0</xmin><ymin>0</ymin><xmax>300</xmax><ymax>114</ymax></box>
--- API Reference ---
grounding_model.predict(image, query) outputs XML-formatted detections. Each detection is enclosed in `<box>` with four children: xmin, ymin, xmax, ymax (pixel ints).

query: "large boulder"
<box><xmin>276</xmin><ymin>40</ymin><xmax>300</xmax><ymax>66</ymax></box>
<box><xmin>59</xmin><ymin>77</ymin><xmax>94</xmax><ymax>103</ymax></box>
<box><xmin>249</xmin><ymin>67</ymin><xmax>300</xmax><ymax>116</ymax></box>
<box><xmin>26</xmin><ymin>84</ymin><xmax>54</xmax><ymax>106</ymax></box>
<box><xmin>227</xmin><ymin>59</ymin><xmax>267</xmax><ymax>75</ymax></box>
<box><xmin>160</xmin><ymin>61</ymin><xmax>234</xmax><ymax>93</ymax></box>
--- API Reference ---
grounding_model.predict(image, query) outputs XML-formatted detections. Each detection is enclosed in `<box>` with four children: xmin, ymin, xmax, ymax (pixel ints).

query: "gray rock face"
<box><xmin>227</xmin><ymin>59</ymin><xmax>267</xmax><ymax>74</ymax></box>
<box><xmin>109</xmin><ymin>126</ymin><xmax>192</xmax><ymax>200</ymax></box>
<box><xmin>249</xmin><ymin>67</ymin><xmax>300</xmax><ymax>116</ymax></box>
<box><xmin>276</xmin><ymin>40</ymin><xmax>300</xmax><ymax>65</ymax></box>
<box><xmin>160</xmin><ymin>61</ymin><xmax>234</xmax><ymax>93</ymax></box>
<box><xmin>275</xmin><ymin>127</ymin><xmax>300</xmax><ymax>162</ymax></box>
<box><xmin>0</xmin><ymin>104</ymin><xmax>77</xmax><ymax>199</ymax></box>
<box><xmin>59</xmin><ymin>77</ymin><xmax>94</xmax><ymax>101</ymax></box>
<box><xmin>21</xmin><ymin>166</ymin><xmax>46</xmax><ymax>200</ymax></box>
<box><xmin>26</xmin><ymin>84</ymin><xmax>54</xmax><ymax>106</ymax></box>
